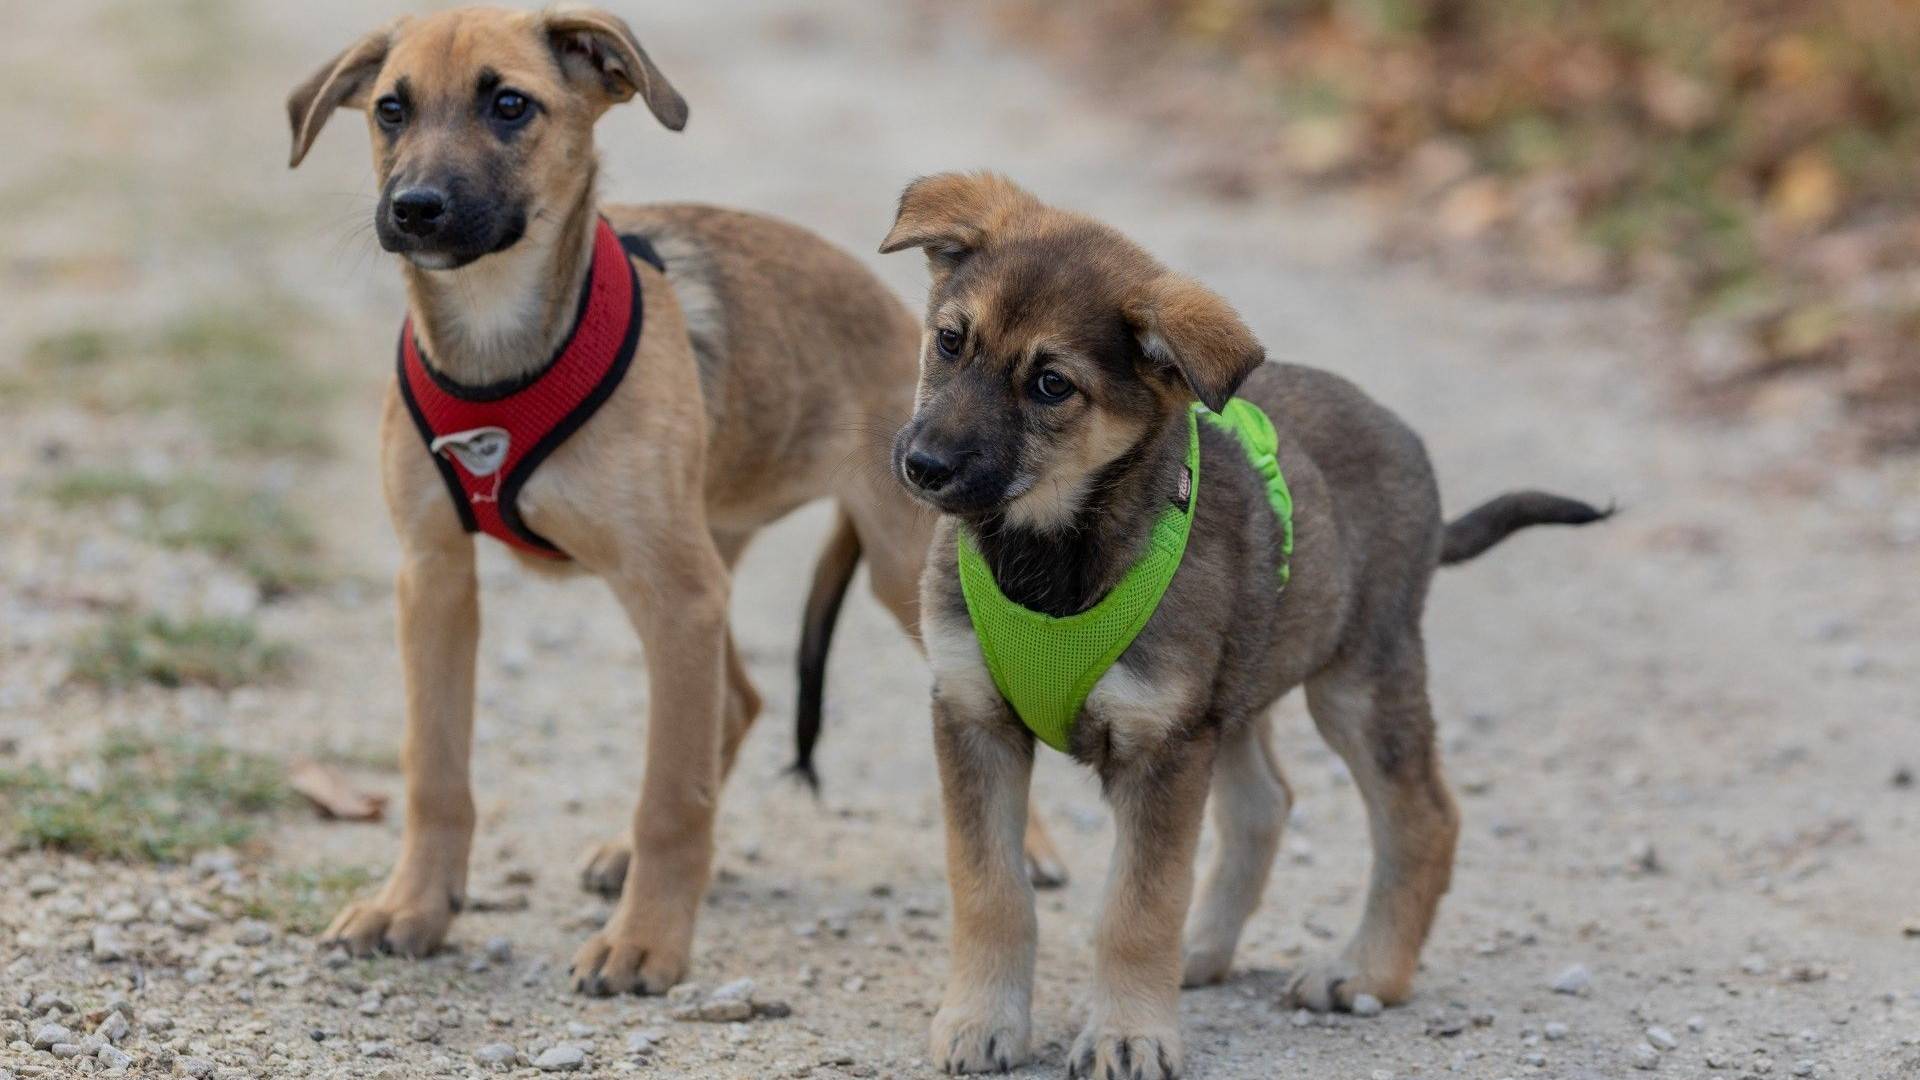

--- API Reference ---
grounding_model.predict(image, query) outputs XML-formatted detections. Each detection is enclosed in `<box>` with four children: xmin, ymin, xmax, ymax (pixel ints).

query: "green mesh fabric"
<box><xmin>1199</xmin><ymin>399</ymin><xmax>1295</xmax><ymax>586</ymax></box>
<box><xmin>955</xmin><ymin>400</ymin><xmax>1294</xmax><ymax>754</ymax></box>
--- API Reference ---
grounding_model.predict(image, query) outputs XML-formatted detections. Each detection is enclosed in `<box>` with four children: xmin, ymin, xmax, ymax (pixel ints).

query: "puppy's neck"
<box><xmin>402</xmin><ymin>177</ymin><xmax>599</xmax><ymax>389</ymax></box>
<box><xmin>971</xmin><ymin>412</ymin><xmax>1189</xmax><ymax>618</ymax></box>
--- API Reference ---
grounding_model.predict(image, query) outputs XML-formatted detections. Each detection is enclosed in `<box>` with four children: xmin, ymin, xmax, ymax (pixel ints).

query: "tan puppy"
<box><xmin>881</xmin><ymin>173</ymin><xmax>1607</xmax><ymax>1077</ymax></box>
<box><xmin>283</xmin><ymin>8</ymin><xmax>1072</xmax><ymax>996</ymax></box>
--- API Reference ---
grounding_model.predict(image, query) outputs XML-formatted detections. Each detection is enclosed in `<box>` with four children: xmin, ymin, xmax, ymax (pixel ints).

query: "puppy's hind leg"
<box><xmin>1289</xmin><ymin>637</ymin><xmax>1458</xmax><ymax>1012</ymax></box>
<box><xmin>1182</xmin><ymin>713</ymin><xmax>1291</xmax><ymax>987</ymax></box>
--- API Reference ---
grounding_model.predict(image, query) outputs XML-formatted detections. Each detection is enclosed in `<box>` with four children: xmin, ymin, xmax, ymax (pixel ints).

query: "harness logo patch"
<box><xmin>430</xmin><ymin>426</ymin><xmax>511</xmax><ymax>482</ymax></box>
<box><xmin>1173</xmin><ymin>465</ymin><xmax>1192</xmax><ymax>512</ymax></box>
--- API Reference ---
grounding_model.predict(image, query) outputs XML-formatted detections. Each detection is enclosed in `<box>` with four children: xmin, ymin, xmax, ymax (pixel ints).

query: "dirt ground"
<box><xmin>3</xmin><ymin>1</ymin><xmax>1918</xmax><ymax>1078</ymax></box>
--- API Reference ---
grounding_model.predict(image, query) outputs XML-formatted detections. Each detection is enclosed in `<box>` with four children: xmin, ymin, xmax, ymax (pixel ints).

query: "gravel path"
<box><xmin>3</xmin><ymin>1</ymin><xmax>1918</xmax><ymax>1078</ymax></box>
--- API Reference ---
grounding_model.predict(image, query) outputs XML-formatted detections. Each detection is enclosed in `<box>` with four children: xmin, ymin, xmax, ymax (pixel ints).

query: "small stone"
<box><xmin>181</xmin><ymin>1056</ymin><xmax>215</xmax><ymax>1078</ymax></box>
<box><xmin>1290</xmin><ymin>1008</ymin><xmax>1313</xmax><ymax>1028</ymax></box>
<box><xmin>171</xmin><ymin>905</ymin><xmax>215</xmax><ymax>934</ymax></box>
<box><xmin>233</xmin><ymin>920</ymin><xmax>273</xmax><ymax>946</ymax></box>
<box><xmin>103</xmin><ymin>901</ymin><xmax>142</xmax><ymax>925</ymax></box>
<box><xmin>671</xmin><ymin>978</ymin><xmax>757</xmax><ymax>1023</ymax></box>
<box><xmin>1628</xmin><ymin>838</ymin><xmax>1660</xmax><ymax>874</ymax></box>
<box><xmin>32</xmin><ymin>1023</ymin><xmax>73</xmax><ymax>1050</ymax></box>
<box><xmin>1791</xmin><ymin>1061</ymin><xmax>1815</xmax><ymax>1077</ymax></box>
<box><xmin>1740</xmin><ymin>954</ymin><xmax>1769</xmax><ymax>976</ymax></box>
<box><xmin>1522</xmin><ymin>1051</ymin><xmax>1548</xmax><ymax>1067</ymax></box>
<box><xmin>534</xmin><ymin>1044</ymin><xmax>586</xmax><ymax>1071</ymax></box>
<box><xmin>1351</xmin><ymin>993</ymin><xmax>1384</xmax><ymax>1017</ymax></box>
<box><xmin>1544</xmin><ymin>1022</ymin><xmax>1570</xmax><ymax>1041</ymax></box>
<box><xmin>357</xmin><ymin>990</ymin><xmax>384</xmax><ymax>1016</ymax></box>
<box><xmin>49</xmin><ymin>1042</ymin><xmax>84</xmax><ymax>1059</ymax></box>
<box><xmin>1705</xmin><ymin>1050</ymin><xmax>1729</xmax><ymax>1069</ymax></box>
<box><xmin>90</xmin><ymin>925</ymin><xmax>131</xmax><ymax>961</ymax></box>
<box><xmin>27</xmin><ymin>874</ymin><xmax>59</xmax><ymax>897</ymax></box>
<box><xmin>407</xmin><ymin>1017</ymin><xmax>439</xmax><ymax>1042</ymax></box>
<box><xmin>485</xmin><ymin>937</ymin><xmax>513</xmax><ymax>963</ymax></box>
<box><xmin>143</xmin><ymin>1012</ymin><xmax>173</xmax><ymax>1033</ymax></box>
<box><xmin>564</xmin><ymin>1021</ymin><xmax>596</xmax><ymax>1039</ymax></box>
<box><xmin>191</xmin><ymin>849</ymin><xmax>238</xmax><ymax>876</ymax></box>
<box><xmin>96</xmin><ymin>1046</ymin><xmax>133</xmax><ymax>1071</ymax></box>
<box><xmin>626</xmin><ymin>1030</ymin><xmax>663</xmax><ymax>1055</ymax></box>
<box><xmin>95</xmin><ymin>1013</ymin><xmax>129</xmax><ymax>1043</ymax></box>
<box><xmin>1686</xmin><ymin>1016</ymin><xmax>1706</xmax><ymax>1034</ymax></box>
<box><xmin>1550</xmin><ymin>964</ymin><xmax>1592</xmax><ymax>995</ymax></box>
<box><xmin>1646</xmin><ymin>1026</ymin><xmax>1678</xmax><ymax>1050</ymax></box>
<box><xmin>1631</xmin><ymin>1042</ymin><xmax>1659</xmax><ymax>1070</ymax></box>
<box><xmin>1425</xmin><ymin>1011</ymin><xmax>1466</xmax><ymax>1038</ymax></box>
<box><xmin>474</xmin><ymin>1043</ymin><xmax>516</xmax><ymax>1067</ymax></box>
<box><xmin>753</xmin><ymin>1000</ymin><xmax>793</xmax><ymax>1019</ymax></box>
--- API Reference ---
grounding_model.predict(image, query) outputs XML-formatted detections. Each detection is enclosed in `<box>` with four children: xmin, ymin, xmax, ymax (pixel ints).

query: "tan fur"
<box><xmin>291</xmin><ymin>9</ymin><xmax>1067</xmax><ymax>995</ymax></box>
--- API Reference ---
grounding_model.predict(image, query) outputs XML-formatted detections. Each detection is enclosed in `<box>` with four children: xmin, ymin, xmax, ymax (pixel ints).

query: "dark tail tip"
<box><xmin>790</xmin><ymin>513</ymin><xmax>863</xmax><ymax>795</ymax></box>
<box><xmin>785</xmin><ymin>760</ymin><xmax>821</xmax><ymax>796</ymax></box>
<box><xmin>1440</xmin><ymin>490</ymin><xmax>1614</xmax><ymax>566</ymax></box>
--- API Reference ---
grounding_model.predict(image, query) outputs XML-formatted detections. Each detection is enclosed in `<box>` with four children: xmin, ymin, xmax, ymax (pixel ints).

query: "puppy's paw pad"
<box><xmin>579</xmin><ymin>841</ymin><xmax>630</xmax><ymax>897</ymax></box>
<box><xmin>1068</xmin><ymin>1028</ymin><xmax>1181</xmax><ymax>1080</ymax></box>
<box><xmin>930</xmin><ymin>1005</ymin><xmax>1029</xmax><ymax>1075</ymax></box>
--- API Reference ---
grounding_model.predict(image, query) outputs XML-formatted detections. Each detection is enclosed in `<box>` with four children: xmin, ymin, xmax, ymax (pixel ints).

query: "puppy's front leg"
<box><xmin>571</xmin><ymin>535</ymin><xmax>731</xmax><ymax>996</ymax></box>
<box><xmin>1072</xmin><ymin>733</ymin><xmax>1216</xmax><ymax>1080</ymax></box>
<box><xmin>930</xmin><ymin>701</ymin><xmax>1038</xmax><ymax>1075</ymax></box>
<box><xmin>325</xmin><ymin>545</ymin><xmax>480</xmax><ymax>957</ymax></box>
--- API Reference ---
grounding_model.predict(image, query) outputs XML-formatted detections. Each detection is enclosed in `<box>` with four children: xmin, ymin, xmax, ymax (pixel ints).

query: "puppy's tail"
<box><xmin>789</xmin><ymin>509</ymin><xmax>864</xmax><ymax>792</ymax></box>
<box><xmin>1440</xmin><ymin>491</ymin><xmax>1613</xmax><ymax>566</ymax></box>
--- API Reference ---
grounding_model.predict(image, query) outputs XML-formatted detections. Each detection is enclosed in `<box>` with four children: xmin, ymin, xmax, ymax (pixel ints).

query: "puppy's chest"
<box><xmin>926</xmin><ymin>608</ymin><xmax>1197</xmax><ymax>759</ymax></box>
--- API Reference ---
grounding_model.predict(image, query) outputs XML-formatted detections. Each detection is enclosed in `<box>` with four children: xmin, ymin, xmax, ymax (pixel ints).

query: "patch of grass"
<box><xmin>21</xmin><ymin>299</ymin><xmax>334</xmax><ymax>457</ymax></box>
<box><xmin>162</xmin><ymin>305</ymin><xmax>336</xmax><ymax>457</ymax></box>
<box><xmin>70</xmin><ymin>614</ymin><xmax>292</xmax><ymax>690</ymax></box>
<box><xmin>47</xmin><ymin>469</ymin><xmax>322</xmax><ymax>596</ymax></box>
<box><xmin>243</xmin><ymin>865</ymin><xmax>377</xmax><ymax>935</ymax></box>
<box><xmin>0</xmin><ymin>731</ymin><xmax>290</xmax><ymax>862</ymax></box>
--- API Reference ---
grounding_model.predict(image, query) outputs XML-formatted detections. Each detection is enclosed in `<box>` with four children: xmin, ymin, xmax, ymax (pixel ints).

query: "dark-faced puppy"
<box><xmin>882</xmin><ymin>173</ymin><xmax>1607</xmax><ymax>1078</ymax></box>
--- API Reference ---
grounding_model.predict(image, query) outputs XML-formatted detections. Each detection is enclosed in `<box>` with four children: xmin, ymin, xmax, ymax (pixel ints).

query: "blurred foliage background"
<box><xmin>1001</xmin><ymin>0</ymin><xmax>1920</xmax><ymax>451</ymax></box>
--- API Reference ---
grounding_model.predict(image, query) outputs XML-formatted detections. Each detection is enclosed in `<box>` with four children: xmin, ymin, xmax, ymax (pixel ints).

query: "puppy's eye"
<box><xmin>935</xmin><ymin>327</ymin><xmax>963</xmax><ymax>359</ymax></box>
<box><xmin>1032</xmin><ymin>370</ymin><xmax>1075</xmax><ymax>404</ymax></box>
<box><xmin>493</xmin><ymin>91</ymin><xmax>530</xmax><ymax>123</ymax></box>
<box><xmin>375</xmin><ymin>96</ymin><xmax>406</xmax><ymax>128</ymax></box>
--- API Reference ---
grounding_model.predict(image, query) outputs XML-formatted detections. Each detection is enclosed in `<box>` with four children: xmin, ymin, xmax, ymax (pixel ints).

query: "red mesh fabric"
<box><xmin>398</xmin><ymin>218</ymin><xmax>639</xmax><ymax>559</ymax></box>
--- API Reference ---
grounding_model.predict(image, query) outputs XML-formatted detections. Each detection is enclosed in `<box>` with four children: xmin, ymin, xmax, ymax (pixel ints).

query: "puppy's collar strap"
<box><xmin>396</xmin><ymin>218</ymin><xmax>664</xmax><ymax>559</ymax></box>
<box><xmin>957</xmin><ymin>400</ymin><xmax>1293</xmax><ymax>754</ymax></box>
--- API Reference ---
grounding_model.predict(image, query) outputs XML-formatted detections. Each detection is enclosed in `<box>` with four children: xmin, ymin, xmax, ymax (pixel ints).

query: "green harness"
<box><xmin>956</xmin><ymin>399</ymin><xmax>1295</xmax><ymax>753</ymax></box>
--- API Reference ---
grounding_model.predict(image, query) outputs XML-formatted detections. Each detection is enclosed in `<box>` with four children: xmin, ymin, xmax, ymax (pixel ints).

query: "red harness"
<box><xmin>397</xmin><ymin>218</ymin><xmax>661</xmax><ymax>559</ymax></box>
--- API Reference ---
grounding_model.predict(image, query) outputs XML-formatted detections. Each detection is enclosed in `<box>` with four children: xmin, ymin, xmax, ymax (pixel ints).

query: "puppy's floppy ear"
<box><xmin>1126</xmin><ymin>275</ymin><xmax>1266</xmax><ymax>412</ymax></box>
<box><xmin>545</xmin><ymin>7</ymin><xmax>689</xmax><ymax>130</ymax></box>
<box><xmin>286</xmin><ymin>25</ymin><xmax>396</xmax><ymax>169</ymax></box>
<box><xmin>878</xmin><ymin>171</ymin><xmax>1037</xmax><ymax>270</ymax></box>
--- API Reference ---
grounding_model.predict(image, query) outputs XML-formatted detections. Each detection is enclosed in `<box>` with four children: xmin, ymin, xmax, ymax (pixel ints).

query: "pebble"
<box><xmin>1550</xmin><ymin>964</ymin><xmax>1592</xmax><ymax>995</ymax></box>
<box><xmin>1647</xmin><ymin>1026</ymin><xmax>1678</xmax><ymax>1050</ymax></box>
<box><xmin>407</xmin><ymin>1017</ymin><xmax>438</xmax><ymax>1042</ymax></box>
<box><xmin>485</xmin><ymin>937</ymin><xmax>513</xmax><ymax>963</ymax></box>
<box><xmin>626</xmin><ymin>1030</ymin><xmax>664</xmax><ymax>1055</ymax></box>
<box><xmin>360</xmin><ymin>1041</ymin><xmax>397</xmax><ymax>1059</ymax></box>
<box><xmin>1630</xmin><ymin>1042</ymin><xmax>1659</xmax><ymax>1070</ymax></box>
<box><xmin>1544</xmin><ymin>1022</ymin><xmax>1570</xmax><ymax>1041</ymax></box>
<box><xmin>474</xmin><ymin>1043</ymin><xmax>517</xmax><ymax>1067</ymax></box>
<box><xmin>102</xmin><ymin>901</ymin><xmax>142</xmax><ymax>925</ymax></box>
<box><xmin>32</xmin><ymin>1023</ymin><xmax>72</xmax><ymax>1050</ymax></box>
<box><xmin>181</xmin><ymin>1057</ymin><xmax>215</xmax><ymax>1078</ymax></box>
<box><xmin>534</xmin><ymin>1044</ymin><xmax>587</xmax><ymax>1071</ymax></box>
<box><xmin>1686</xmin><ymin>1016</ymin><xmax>1706</xmax><ymax>1034</ymax></box>
<box><xmin>172</xmin><ymin>905</ymin><xmax>215</xmax><ymax>933</ymax></box>
<box><xmin>1351</xmin><ymin>993</ymin><xmax>1384</xmax><ymax>1017</ymax></box>
<box><xmin>1705</xmin><ymin>1051</ymin><xmax>1730</xmax><ymax>1069</ymax></box>
<box><xmin>1425</xmin><ymin>1012</ymin><xmax>1466</xmax><ymax>1038</ymax></box>
<box><xmin>96</xmin><ymin>1046</ymin><xmax>132</xmax><ymax>1071</ymax></box>
<box><xmin>1791</xmin><ymin>1061</ymin><xmax>1815</xmax><ymax>1077</ymax></box>
<box><xmin>1740</xmin><ymin>954</ymin><xmax>1769</xmax><ymax>976</ymax></box>
<box><xmin>670</xmin><ymin>978</ymin><xmax>757</xmax><ymax>1023</ymax></box>
<box><xmin>90</xmin><ymin>926</ymin><xmax>131</xmax><ymax>961</ymax></box>
<box><xmin>233</xmin><ymin>920</ymin><xmax>273</xmax><ymax>946</ymax></box>
<box><xmin>94</xmin><ymin>1006</ymin><xmax>129</xmax><ymax>1045</ymax></box>
<box><xmin>49</xmin><ymin>1043</ymin><xmax>83</xmax><ymax>1059</ymax></box>
<box><xmin>26</xmin><ymin>874</ymin><xmax>59</xmax><ymax>897</ymax></box>
<box><xmin>564</xmin><ymin>1021</ymin><xmax>596</xmax><ymax>1039</ymax></box>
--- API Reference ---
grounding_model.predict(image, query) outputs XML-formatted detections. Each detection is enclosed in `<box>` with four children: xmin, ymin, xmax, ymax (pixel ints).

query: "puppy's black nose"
<box><xmin>903</xmin><ymin>448</ymin><xmax>957</xmax><ymax>492</ymax></box>
<box><xmin>391</xmin><ymin>188</ymin><xmax>448</xmax><ymax>237</ymax></box>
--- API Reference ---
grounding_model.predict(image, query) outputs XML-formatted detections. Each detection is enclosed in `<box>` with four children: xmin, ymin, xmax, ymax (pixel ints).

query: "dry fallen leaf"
<box><xmin>288</xmin><ymin>759</ymin><xmax>388</xmax><ymax>822</ymax></box>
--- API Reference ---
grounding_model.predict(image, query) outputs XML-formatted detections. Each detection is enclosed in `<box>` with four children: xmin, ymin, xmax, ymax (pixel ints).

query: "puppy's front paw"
<box><xmin>1068</xmin><ymin>1024</ymin><xmax>1182</xmax><ymax>1080</ymax></box>
<box><xmin>569</xmin><ymin>908</ymin><xmax>693</xmax><ymax>997</ymax></box>
<box><xmin>1284</xmin><ymin>954</ymin><xmax>1410</xmax><ymax>1013</ymax></box>
<box><xmin>579</xmin><ymin>840</ymin><xmax>630</xmax><ymax>897</ymax></box>
<box><xmin>321</xmin><ymin>871</ymin><xmax>460</xmax><ymax>959</ymax></box>
<box><xmin>930</xmin><ymin>1000</ymin><xmax>1030</xmax><ymax>1075</ymax></box>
